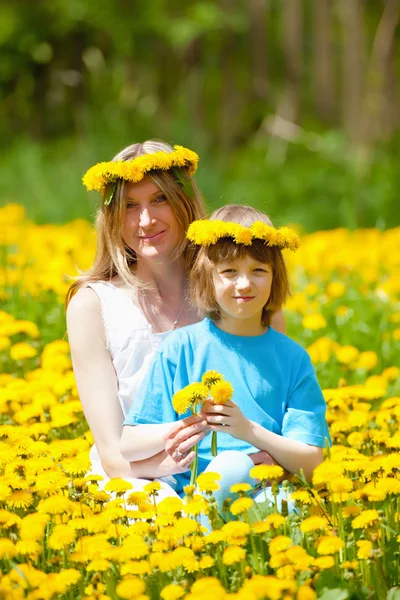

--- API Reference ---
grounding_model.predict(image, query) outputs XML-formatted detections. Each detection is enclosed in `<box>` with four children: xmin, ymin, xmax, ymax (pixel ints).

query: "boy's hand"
<box><xmin>163</xmin><ymin>415</ymin><xmax>209</xmax><ymax>471</ymax></box>
<box><xmin>201</xmin><ymin>400</ymin><xmax>252</xmax><ymax>442</ymax></box>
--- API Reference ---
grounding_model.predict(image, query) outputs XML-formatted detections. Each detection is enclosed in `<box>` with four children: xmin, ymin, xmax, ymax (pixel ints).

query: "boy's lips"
<box><xmin>233</xmin><ymin>296</ymin><xmax>255</xmax><ymax>302</ymax></box>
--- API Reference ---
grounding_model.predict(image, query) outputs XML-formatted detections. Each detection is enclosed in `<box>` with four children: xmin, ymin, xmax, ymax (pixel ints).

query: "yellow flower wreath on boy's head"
<box><xmin>82</xmin><ymin>145</ymin><xmax>199</xmax><ymax>195</ymax></box>
<box><xmin>186</xmin><ymin>219</ymin><xmax>300</xmax><ymax>251</ymax></box>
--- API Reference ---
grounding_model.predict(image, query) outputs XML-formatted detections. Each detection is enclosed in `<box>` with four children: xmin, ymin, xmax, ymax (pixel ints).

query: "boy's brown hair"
<box><xmin>189</xmin><ymin>205</ymin><xmax>290</xmax><ymax>327</ymax></box>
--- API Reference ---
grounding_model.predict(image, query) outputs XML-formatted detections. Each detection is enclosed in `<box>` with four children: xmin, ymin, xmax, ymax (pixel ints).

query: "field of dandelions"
<box><xmin>1</xmin><ymin>202</ymin><xmax>400</xmax><ymax>600</ymax></box>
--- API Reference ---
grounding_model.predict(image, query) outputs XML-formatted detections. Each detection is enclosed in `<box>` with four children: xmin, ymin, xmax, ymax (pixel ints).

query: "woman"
<box><xmin>66</xmin><ymin>140</ymin><xmax>286</xmax><ymax>496</ymax></box>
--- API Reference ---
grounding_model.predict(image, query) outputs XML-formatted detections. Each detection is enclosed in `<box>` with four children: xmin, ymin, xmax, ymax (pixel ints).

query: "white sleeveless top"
<box><xmin>84</xmin><ymin>281</ymin><xmax>170</xmax><ymax>471</ymax></box>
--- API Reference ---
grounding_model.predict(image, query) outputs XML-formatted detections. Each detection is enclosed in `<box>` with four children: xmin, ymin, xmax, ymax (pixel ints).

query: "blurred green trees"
<box><xmin>1</xmin><ymin>0</ymin><xmax>399</xmax><ymax>229</ymax></box>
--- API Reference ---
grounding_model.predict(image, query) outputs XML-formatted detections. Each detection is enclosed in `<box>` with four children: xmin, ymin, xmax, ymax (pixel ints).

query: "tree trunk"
<box><xmin>340</xmin><ymin>0</ymin><xmax>365</xmax><ymax>143</ymax></box>
<box><xmin>219</xmin><ymin>0</ymin><xmax>239</xmax><ymax>150</ymax></box>
<box><xmin>249</xmin><ymin>0</ymin><xmax>268</xmax><ymax>101</ymax></box>
<box><xmin>280</xmin><ymin>0</ymin><xmax>303</xmax><ymax>124</ymax></box>
<box><xmin>361</xmin><ymin>0</ymin><xmax>400</xmax><ymax>142</ymax></box>
<box><xmin>313</xmin><ymin>0</ymin><xmax>335</xmax><ymax>122</ymax></box>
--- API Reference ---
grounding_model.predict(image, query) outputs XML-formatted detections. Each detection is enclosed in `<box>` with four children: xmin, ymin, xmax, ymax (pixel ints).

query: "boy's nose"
<box><xmin>236</xmin><ymin>275</ymin><xmax>251</xmax><ymax>289</ymax></box>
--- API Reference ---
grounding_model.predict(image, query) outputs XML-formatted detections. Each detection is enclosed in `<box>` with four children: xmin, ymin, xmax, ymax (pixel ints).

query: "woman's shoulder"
<box><xmin>67</xmin><ymin>287</ymin><xmax>102</xmax><ymax>320</ymax></box>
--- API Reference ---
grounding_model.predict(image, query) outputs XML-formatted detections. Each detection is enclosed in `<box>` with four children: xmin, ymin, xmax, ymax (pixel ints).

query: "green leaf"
<box><xmin>318</xmin><ymin>589</ymin><xmax>349</xmax><ymax>600</ymax></box>
<box><xmin>104</xmin><ymin>183</ymin><xmax>116</xmax><ymax>206</ymax></box>
<box><xmin>387</xmin><ymin>588</ymin><xmax>400</xmax><ymax>600</ymax></box>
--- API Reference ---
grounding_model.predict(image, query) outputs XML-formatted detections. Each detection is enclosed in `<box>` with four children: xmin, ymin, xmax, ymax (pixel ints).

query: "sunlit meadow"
<box><xmin>1</xmin><ymin>203</ymin><xmax>400</xmax><ymax>600</ymax></box>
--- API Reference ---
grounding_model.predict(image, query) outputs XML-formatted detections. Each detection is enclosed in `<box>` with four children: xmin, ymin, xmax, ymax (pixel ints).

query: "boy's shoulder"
<box><xmin>269</xmin><ymin>327</ymin><xmax>309</xmax><ymax>359</ymax></box>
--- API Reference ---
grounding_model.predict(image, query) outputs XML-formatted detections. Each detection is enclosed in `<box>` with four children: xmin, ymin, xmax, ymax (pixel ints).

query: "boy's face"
<box><xmin>212</xmin><ymin>255</ymin><xmax>273</xmax><ymax>325</ymax></box>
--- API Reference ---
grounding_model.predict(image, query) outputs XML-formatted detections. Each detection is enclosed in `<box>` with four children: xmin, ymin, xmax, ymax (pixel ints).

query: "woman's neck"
<box><xmin>136</xmin><ymin>257</ymin><xmax>188</xmax><ymax>300</ymax></box>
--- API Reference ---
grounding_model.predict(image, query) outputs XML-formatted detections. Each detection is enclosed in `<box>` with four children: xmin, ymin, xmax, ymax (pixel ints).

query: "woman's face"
<box><xmin>122</xmin><ymin>176</ymin><xmax>182</xmax><ymax>262</ymax></box>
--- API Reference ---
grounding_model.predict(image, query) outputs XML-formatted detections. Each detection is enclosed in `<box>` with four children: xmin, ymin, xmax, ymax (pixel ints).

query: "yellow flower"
<box><xmin>160</xmin><ymin>584</ymin><xmax>186</xmax><ymax>600</ymax></box>
<box><xmin>297</xmin><ymin>586</ymin><xmax>317</xmax><ymax>600</ymax></box>
<box><xmin>250</xmin><ymin>464</ymin><xmax>284</xmax><ymax>481</ymax></box>
<box><xmin>104</xmin><ymin>477</ymin><xmax>133</xmax><ymax>495</ymax></box>
<box><xmin>0</xmin><ymin>336</ymin><xmax>11</xmax><ymax>351</ymax></box>
<box><xmin>269</xmin><ymin>536</ymin><xmax>292</xmax><ymax>555</ymax></box>
<box><xmin>317</xmin><ymin>535</ymin><xmax>345</xmax><ymax>555</ymax></box>
<box><xmin>15</xmin><ymin>540</ymin><xmax>41</xmax><ymax>557</ymax></box>
<box><xmin>172</xmin><ymin>383</ymin><xmax>208</xmax><ymax>414</ymax></box>
<box><xmin>6</xmin><ymin>490</ymin><xmax>34</xmax><ymax>509</ymax></box>
<box><xmin>300</xmin><ymin>516</ymin><xmax>329</xmax><ymax>533</ymax></box>
<box><xmin>341</xmin><ymin>560</ymin><xmax>359</xmax><ymax>570</ymax></box>
<box><xmin>356</xmin><ymin>540</ymin><xmax>373</xmax><ymax>559</ymax></box>
<box><xmin>209</xmin><ymin>380</ymin><xmax>234</xmax><ymax>404</ymax></box>
<box><xmin>199</xmin><ymin>555</ymin><xmax>215</xmax><ymax>569</ymax></box>
<box><xmin>230</xmin><ymin>497</ymin><xmax>254</xmax><ymax>515</ymax></box>
<box><xmin>352</xmin><ymin>509</ymin><xmax>379</xmax><ymax>529</ymax></box>
<box><xmin>336</xmin><ymin>345</ymin><xmax>359</xmax><ymax>365</ymax></box>
<box><xmin>143</xmin><ymin>481</ymin><xmax>161</xmax><ymax>494</ymax></box>
<box><xmin>196</xmin><ymin>472</ymin><xmax>221</xmax><ymax>492</ymax></box>
<box><xmin>353</xmin><ymin>351</ymin><xmax>378</xmax><ymax>370</ymax></box>
<box><xmin>230</xmin><ymin>483</ymin><xmax>252</xmax><ymax>494</ymax></box>
<box><xmin>116</xmin><ymin>576</ymin><xmax>146</xmax><ymax>598</ymax></box>
<box><xmin>87</xmin><ymin>559</ymin><xmax>112</xmax><ymax>572</ymax></box>
<box><xmin>83</xmin><ymin>145</ymin><xmax>199</xmax><ymax>193</ymax></box>
<box><xmin>201</xmin><ymin>370</ymin><xmax>223</xmax><ymax>387</ymax></box>
<box><xmin>10</xmin><ymin>342</ymin><xmax>38</xmax><ymax>360</ymax></box>
<box><xmin>48</xmin><ymin>524</ymin><xmax>76</xmax><ymax>550</ymax></box>
<box><xmin>302</xmin><ymin>314</ymin><xmax>327</xmax><ymax>331</ymax></box>
<box><xmin>290</xmin><ymin>490</ymin><xmax>313</xmax><ymax>504</ymax></box>
<box><xmin>314</xmin><ymin>556</ymin><xmax>335</xmax><ymax>570</ymax></box>
<box><xmin>222</xmin><ymin>545</ymin><xmax>246</xmax><ymax>565</ymax></box>
<box><xmin>0</xmin><ymin>538</ymin><xmax>16</xmax><ymax>558</ymax></box>
<box><xmin>222</xmin><ymin>521</ymin><xmax>250</xmax><ymax>545</ymax></box>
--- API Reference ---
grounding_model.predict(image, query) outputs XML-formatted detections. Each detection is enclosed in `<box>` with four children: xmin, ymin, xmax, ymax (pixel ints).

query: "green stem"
<box><xmin>211</xmin><ymin>431</ymin><xmax>218</xmax><ymax>457</ymax></box>
<box><xmin>190</xmin><ymin>443</ymin><xmax>199</xmax><ymax>486</ymax></box>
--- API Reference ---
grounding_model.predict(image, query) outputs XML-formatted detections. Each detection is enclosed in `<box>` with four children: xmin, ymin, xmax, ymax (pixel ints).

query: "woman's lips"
<box><xmin>140</xmin><ymin>230</ymin><xmax>166</xmax><ymax>243</ymax></box>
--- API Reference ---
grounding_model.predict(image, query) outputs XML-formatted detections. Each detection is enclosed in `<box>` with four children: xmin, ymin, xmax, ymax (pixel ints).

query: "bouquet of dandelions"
<box><xmin>172</xmin><ymin>370</ymin><xmax>234</xmax><ymax>484</ymax></box>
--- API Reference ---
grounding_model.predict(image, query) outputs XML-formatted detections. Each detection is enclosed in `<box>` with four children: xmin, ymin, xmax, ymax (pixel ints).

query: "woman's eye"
<box><xmin>154</xmin><ymin>195</ymin><xmax>167</xmax><ymax>204</ymax></box>
<box><xmin>254</xmin><ymin>268</ymin><xmax>268</xmax><ymax>273</ymax></box>
<box><xmin>126</xmin><ymin>202</ymin><xmax>137</xmax><ymax>209</ymax></box>
<box><xmin>221</xmin><ymin>269</ymin><xmax>236</xmax><ymax>274</ymax></box>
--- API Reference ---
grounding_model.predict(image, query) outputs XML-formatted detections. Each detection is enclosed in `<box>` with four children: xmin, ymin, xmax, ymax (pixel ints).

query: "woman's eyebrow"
<box><xmin>125</xmin><ymin>190</ymin><xmax>162</xmax><ymax>201</ymax></box>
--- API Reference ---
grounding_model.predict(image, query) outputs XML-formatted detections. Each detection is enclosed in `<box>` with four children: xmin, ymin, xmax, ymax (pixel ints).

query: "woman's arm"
<box><xmin>120</xmin><ymin>416</ymin><xmax>208</xmax><ymax>462</ymax></box>
<box><xmin>67</xmin><ymin>288</ymin><xmax>187</xmax><ymax>479</ymax></box>
<box><xmin>271</xmin><ymin>308</ymin><xmax>286</xmax><ymax>334</ymax></box>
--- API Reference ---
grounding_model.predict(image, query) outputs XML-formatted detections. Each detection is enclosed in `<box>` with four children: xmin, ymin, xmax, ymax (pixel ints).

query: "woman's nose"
<box><xmin>139</xmin><ymin>207</ymin><xmax>154</xmax><ymax>227</ymax></box>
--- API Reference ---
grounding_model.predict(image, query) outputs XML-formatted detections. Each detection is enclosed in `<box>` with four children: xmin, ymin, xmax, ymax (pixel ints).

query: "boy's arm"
<box><xmin>203</xmin><ymin>356</ymin><xmax>328</xmax><ymax>480</ymax></box>
<box><xmin>247</xmin><ymin>360</ymin><xmax>328</xmax><ymax>479</ymax></box>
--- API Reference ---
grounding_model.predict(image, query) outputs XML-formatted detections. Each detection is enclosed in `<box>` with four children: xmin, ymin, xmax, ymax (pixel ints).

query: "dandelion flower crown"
<box><xmin>186</xmin><ymin>219</ymin><xmax>300</xmax><ymax>251</ymax></box>
<box><xmin>82</xmin><ymin>145</ymin><xmax>199</xmax><ymax>205</ymax></box>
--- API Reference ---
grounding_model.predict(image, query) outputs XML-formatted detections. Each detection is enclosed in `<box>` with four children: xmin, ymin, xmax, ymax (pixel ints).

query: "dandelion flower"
<box><xmin>250</xmin><ymin>464</ymin><xmax>284</xmax><ymax>481</ymax></box>
<box><xmin>223</xmin><ymin>545</ymin><xmax>246</xmax><ymax>565</ymax></box>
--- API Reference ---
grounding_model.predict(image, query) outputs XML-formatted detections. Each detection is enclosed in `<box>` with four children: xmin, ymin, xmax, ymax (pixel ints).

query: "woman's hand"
<box><xmin>201</xmin><ymin>400</ymin><xmax>252</xmax><ymax>442</ymax></box>
<box><xmin>164</xmin><ymin>415</ymin><xmax>209</xmax><ymax>471</ymax></box>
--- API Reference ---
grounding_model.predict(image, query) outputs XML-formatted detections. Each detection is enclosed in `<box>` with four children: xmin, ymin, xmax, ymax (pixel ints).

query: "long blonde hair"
<box><xmin>66</xmin><ymin>140</ymin><xmax>206</xmax><ymax>304</ymax></box>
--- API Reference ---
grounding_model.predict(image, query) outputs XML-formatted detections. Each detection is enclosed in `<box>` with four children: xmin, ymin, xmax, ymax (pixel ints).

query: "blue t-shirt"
<box><xmin>124</xmin><ymin>319</ymin><xmax>331</xmax><ymax>493</ymax></box>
